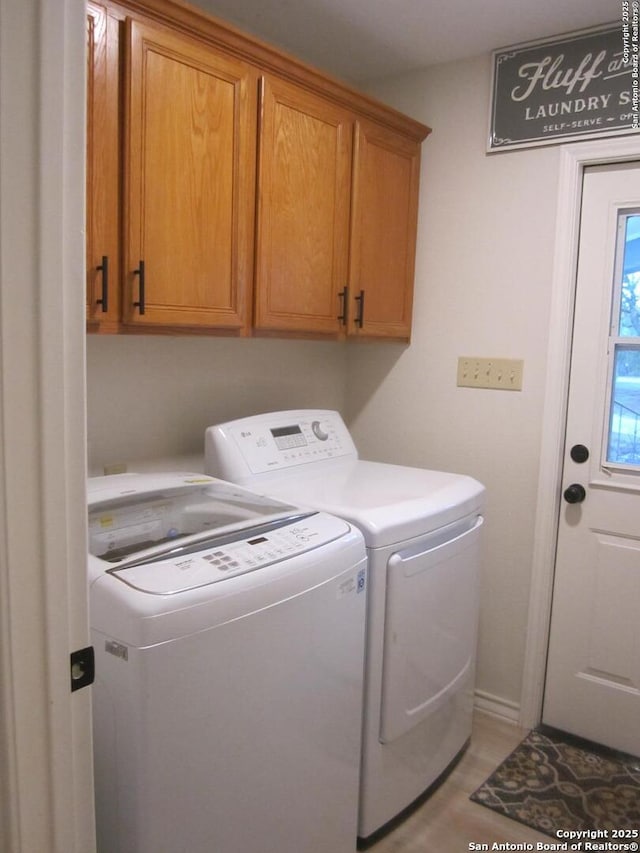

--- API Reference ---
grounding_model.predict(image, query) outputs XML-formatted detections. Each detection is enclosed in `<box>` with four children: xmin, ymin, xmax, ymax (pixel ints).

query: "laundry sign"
<box><xmin>488</xmin><ymin>22</ymin><xmax>639</xmax><ymax>151</ymax></box>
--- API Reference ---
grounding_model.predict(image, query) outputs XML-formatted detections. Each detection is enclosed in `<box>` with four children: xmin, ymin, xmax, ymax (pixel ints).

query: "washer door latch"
<box><xmin>70</xmin><ymin>646</ymin><xmax>95</xmax><ymax>693</ymax></box>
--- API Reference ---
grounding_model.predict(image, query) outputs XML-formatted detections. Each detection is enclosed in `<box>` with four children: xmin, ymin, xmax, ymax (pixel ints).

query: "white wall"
<box><xmin>347</xmin><ymin>55</ymin><xmax>562</xmax><ymax>714</ymax></box>
<box><xmin>87</xmin><ymin>335</ymin><xmax>348</xmax><ymax>472</ymax></box>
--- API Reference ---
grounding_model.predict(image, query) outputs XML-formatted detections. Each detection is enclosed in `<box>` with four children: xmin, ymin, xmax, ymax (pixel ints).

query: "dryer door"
<box><xmin>379</xmin><ymin>515</ymin><xmax>483</xmax><ymax>744</ymax></box>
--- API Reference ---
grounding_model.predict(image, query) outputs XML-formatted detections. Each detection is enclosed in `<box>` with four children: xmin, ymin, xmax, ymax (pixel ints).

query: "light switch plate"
<box><xmin>457</xmin><ymin>357</ymin><xmax>523</xmax><ymax>390</ymax></box>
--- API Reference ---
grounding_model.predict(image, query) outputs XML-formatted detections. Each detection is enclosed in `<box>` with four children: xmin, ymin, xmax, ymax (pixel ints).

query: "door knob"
<box><xmin>563</xmin><ymin>483</ymin><xmax>586</xmax><ymax>504</ymax></box>
<box><xmin>570</xmin><ymin>444</ymin><xmax>589</xmax><ymax>463</ymax></box>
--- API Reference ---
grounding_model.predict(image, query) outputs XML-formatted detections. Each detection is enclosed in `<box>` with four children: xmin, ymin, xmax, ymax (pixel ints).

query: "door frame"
<box><xmin>0</xmin><ymin>1</ymin><xmax>94</xmax><ymax>850</ymax></box>
<box><xmin>520</xmin><ymin>134</ymin><xmax>640</xmax><ymax>730</ymax></box>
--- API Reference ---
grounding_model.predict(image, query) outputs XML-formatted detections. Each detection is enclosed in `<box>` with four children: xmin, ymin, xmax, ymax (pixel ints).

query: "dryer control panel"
<box><xmin>206</xmin><ymin>410</ymin><xmax>358</xmax><ymax>480</ymax></box>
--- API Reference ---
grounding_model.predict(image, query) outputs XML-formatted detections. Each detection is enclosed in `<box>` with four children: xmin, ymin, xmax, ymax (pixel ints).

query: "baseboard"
<box><xmin>473</xmin><ymin>689</ymin><xmax>521</xmax><ymax>724</ymax></box>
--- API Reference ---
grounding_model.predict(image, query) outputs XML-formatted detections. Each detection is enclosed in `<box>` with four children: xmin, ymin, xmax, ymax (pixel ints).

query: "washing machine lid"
<box><xmin>252</xmin><ymin>459</ymin><xmax>485</xmax><ymax>548</ymax></box>
<box><xmin>87</xmin><ymin>472</ymin><xmax>308</xmax><ymax>567</ymax></box>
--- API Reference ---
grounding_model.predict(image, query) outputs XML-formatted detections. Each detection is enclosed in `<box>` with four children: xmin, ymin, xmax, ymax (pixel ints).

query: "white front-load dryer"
<box><xmin>88</xmin><ymin>472</ymin><xmax>367</xmax><ymax>853</ymax></box>
<box><xmin>205</xmin><ymin>411</ymin><xmax>485</xmax><ymax>841</ymax></box>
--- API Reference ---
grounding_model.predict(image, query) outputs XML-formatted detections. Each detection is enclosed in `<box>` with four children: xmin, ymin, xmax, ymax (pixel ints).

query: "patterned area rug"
<box><xmin>470</xmin><ymin>727</ymin><xmax>640</xmax><ymax>838</ymax></box>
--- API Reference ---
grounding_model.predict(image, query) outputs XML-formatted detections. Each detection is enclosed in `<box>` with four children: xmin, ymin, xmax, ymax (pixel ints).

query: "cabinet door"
<box><xmin>255</xmin><ymin>76</ymin><xmax>352</xmax><ymax>336</ymax></box>
<box><xmin>349</xmin><ymin>120</ymin><xmax>421</xmax><ymax>340</ymax></box>
<box><xmin>124</xmin><ymin>20</ymin><xmax>257</xmax><ymax>331</ymax></box>
<box><xmin>86</xmin><ymin>3</ymin><xmax>120</xmax><ymax>331</ymax></box>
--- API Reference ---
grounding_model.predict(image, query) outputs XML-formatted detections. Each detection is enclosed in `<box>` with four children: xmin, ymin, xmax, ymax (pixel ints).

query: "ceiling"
<box><xmin>192</xmin><ymin>0</ymin><xmax>618</xmax><ymax>83</ymax></box>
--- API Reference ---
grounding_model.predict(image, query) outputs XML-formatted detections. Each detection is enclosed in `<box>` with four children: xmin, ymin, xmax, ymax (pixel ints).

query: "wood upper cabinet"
<box><xmin>254</xmin><ymin>76</ymin><xmax>353</xmax><ymax>336</ymax></box>
<box><xmin>254</xmin><ymin>77</ymin><xmax>423</xmax><ymax>341</ymax></box>
<box><xmin>85</xmin><ymin>0</ymin><xmax>429</xmax><ymax>339</ymax></box>
<box><xmin>86</xmin><ymin>2</ymin><xmax>120</xmax><ymax>331</ymax></box>
<box><xmin>348</xmin><ymin>120</ymin><xmax>421</xmax><ymax>340</ymax></box>
<box><xmin>123</xmin><ymin>19</ymin><xmax>257</xmax><ymax>331</ymax></box>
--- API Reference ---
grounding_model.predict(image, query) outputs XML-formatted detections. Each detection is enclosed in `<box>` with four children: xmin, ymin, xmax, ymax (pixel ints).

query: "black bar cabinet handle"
<box><xmin>133</xmin><ymin>260</ymin><xmax>145</xmax><ymax>315</ymax></box>
<box><xmin>95</xmin><ymin>255</ymin><xmax>109</xmax><ymax>313</ymax></box>
<box><xmin>354</xmin><ymin>289</ymin><xmax>365</xmax><ymax>328</ymax></box>
<box><xmin>337</xmin><ymin>287</ymin><xmax>348</xmax><ymax>325</ymax></box>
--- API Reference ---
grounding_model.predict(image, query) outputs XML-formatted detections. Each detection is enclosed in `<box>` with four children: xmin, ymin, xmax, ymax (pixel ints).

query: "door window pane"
<box><xmin>617</xmin><ymin>214</ymin><xmax>640</xmax><ymax>337</ymax></box>
<box><xmin>607</xmin><ymin>345</ymin><xmax>640</xmax><ymax>465</ymax></box>
<box><xmin>606</xmin><ymin>212</ymin><xmax>640</xmax><ymax>467</ymax></box>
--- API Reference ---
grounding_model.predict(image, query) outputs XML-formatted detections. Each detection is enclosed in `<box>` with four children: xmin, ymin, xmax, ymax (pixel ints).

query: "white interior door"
<box><xmin>543</xmin><ymin>163</ymin><xmax>640</xmax><ymax>757</ymax></box>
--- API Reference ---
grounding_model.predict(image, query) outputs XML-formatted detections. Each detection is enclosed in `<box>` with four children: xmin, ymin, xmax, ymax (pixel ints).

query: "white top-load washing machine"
<box><xmin>205</xmin><ymin>410</ymin><xmax>485</xmax><ymax>841</ymax></box>
<box><xmin>88</xmin><ymin>472</ymin><xmax>367</xmax><ymax>853</ymax></box>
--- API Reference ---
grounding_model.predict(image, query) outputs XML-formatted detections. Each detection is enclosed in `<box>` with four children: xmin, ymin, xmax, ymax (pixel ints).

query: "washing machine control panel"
<box><xmin>109</xmin><ymin>512</ymin><xmax>354</xmax><ymax>594</ymax></box>
<box><xmin>207</xmin><ymin>410</ymin><xmax>358</xmax><ymax>478</ymax></box>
